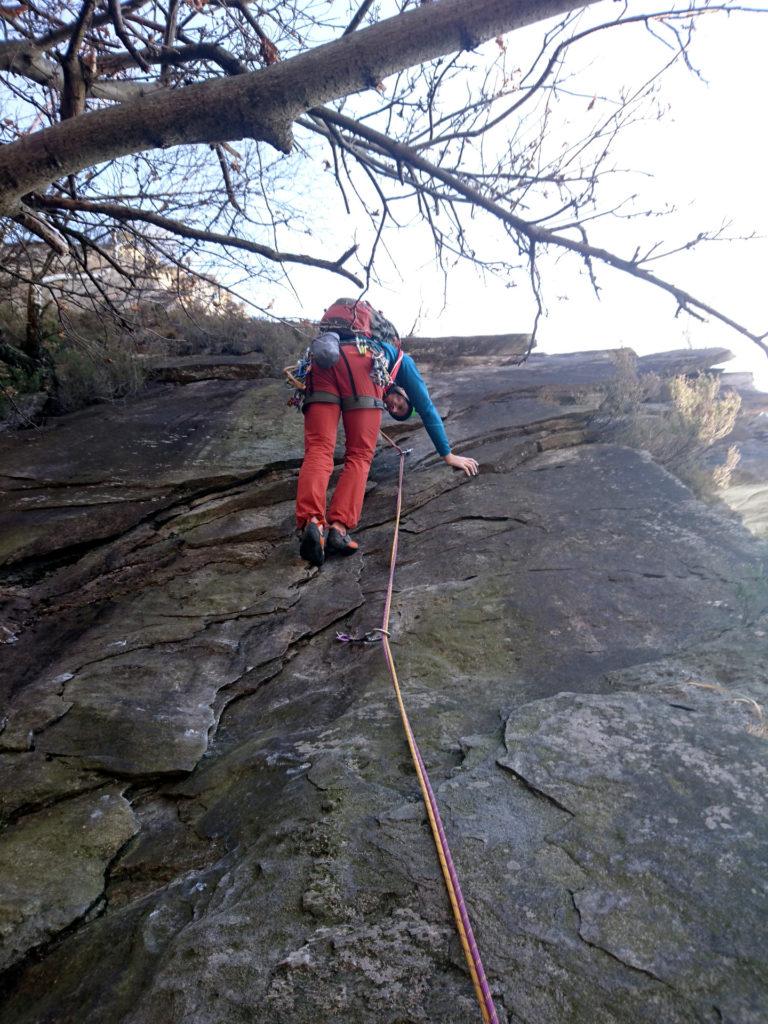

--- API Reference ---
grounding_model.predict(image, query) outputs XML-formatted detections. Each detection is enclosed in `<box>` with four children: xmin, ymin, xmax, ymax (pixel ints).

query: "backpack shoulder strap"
<box><xmin>389</xmin><ymin>343</ymin><xmax>404</xmax><ymax>383</ymax></box>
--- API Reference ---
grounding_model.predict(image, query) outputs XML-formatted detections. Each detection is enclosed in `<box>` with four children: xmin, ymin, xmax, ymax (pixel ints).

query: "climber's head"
<box><xmin>384</xmin><ymin>385</ymin><xmax>413</xmax><ymax>421</ymax></box>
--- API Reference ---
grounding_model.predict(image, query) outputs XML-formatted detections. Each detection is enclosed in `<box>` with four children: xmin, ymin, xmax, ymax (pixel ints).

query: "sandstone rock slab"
<box><xmin>499</xmin><ymin>686</ymin><xmax>768</xmax><ymax>1021</ymax></box>
<box><xmin>0</xmin><ymin>788</ymin><xmax>138</xmax><ymax>971</ymax></box>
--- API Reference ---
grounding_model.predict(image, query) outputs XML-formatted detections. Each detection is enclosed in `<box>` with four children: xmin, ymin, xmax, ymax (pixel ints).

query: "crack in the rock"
<box><xmin>525</xmin><ymin>567</ymin><xmax>578</xmax><ymax>574</ymax></box>
<box><xmin>34</xmin><ymin>590</ymin><xmax>305</xmax><ymax>693</ymax></box>
<box><xmin>407</xmin><ymin>436</ymin><xmax>535</xmax><ymax>474</ymax></box>
<box><xmin>37</xmin><ymin>545</ymin><xmax>282</xmax><ymax>618</ymax></box>
<box><xmin>541</xmin><ymin>836</ymin><xmax>590</xmax><ymax>878</ymax></box>
<box><xmin>568</xmin><ymin>890</ymin><xmax>670</xmax><ymax>988</ymax></box>
<box><xmin>208</xmin><ymin>659</ymin><xmax>287</xmax><ymax>732</ymax></box>
<box><xmin>360</xmin><ymin>562</ymin><xmax>531</xmax><ymax>601</ymax></box>
<box><xmin>677</xmin><ymin>559</ymin><xmax>737</xmax><ymax>586</ymax></box>
<box><xmin>1</xmin><ymin>475</ymin><xmax>170</xmax><ymax>490</ymax></box>
<box><xmin>459</xmin><ymin>513</ymin><xmax>527</xmax><ymax>524</ymax></box>
<box><xmin>0</xmin><ymin>528</ymin><xmax>154</xmax><ymax>589</ymax></box>
<box><xmin>0</xmin><ymin>459</ymin><xmax>300</xmax><ymax>589</ymax></box>
<box><xmin>6</xmin><ymin>498</ymin><xmax>158</xmax><ymax>512</ymax></box>
<box><xmin>357</xmin><ymin>477</ymin><xmax>467</xmax><ymax>533</ymax></box>
<box><xmin>1</xmin><ymin>778</ymin><xmax>111</xmax><ymax>829</ymax></box>
<box><xmin>334</xmin><ymin>429</ymin><xmax>551</xmax><ymax>539</ymax></box>
<box><xmin>0</xmin><ymin>887</ymin><xmax>107</xmax><ymax>996</ymax></box>
<box><xmin>164</xmin><ymin>490</ymin><xmax>292</xmax><ymax>534</ymax></box>
<box><xmin>399</xmin><ymin>513</ymin><xmax>536</xmax><ymax>538</ymax></box>
<box><xmin>529</xmin><ymin>567</ymin><xmax>730</xmax><ymax>585</ymax></box>
<box><xmin>496</xmin><ymin>763</ymin><xmax>574</xmax><ymax>816</ymax></box>
<box><xmin>460</xmin><ymin>414</ymin><xmax>591</xmax><ymax>451</ymax></box>
<box><xmin>21</xmin><ymin>594</ymin><xmax>316</xmax><ymax>753</ymax></box>
<box><xmin>26</xmin><ymin>704</ymin><xmax>75</xmax><ymax>749</ymax></box>
<box><xmin>211</xmin><ymin>594</ymin><xmax>368</xmax><ymax>742</ymax></box>
<box><xmin>0</xmin><ymin>790</ymin><xmax>138</xmax><ymax>992</ymax></box>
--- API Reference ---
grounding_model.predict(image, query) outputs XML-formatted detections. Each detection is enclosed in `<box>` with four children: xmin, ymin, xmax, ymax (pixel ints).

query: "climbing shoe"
<box><xmin>326</xmin><ymin>527</ymin><xmax>359</xmax><ymax>557</ymax></box>
<box><xmin>299</xmin><ymin>520</ymin><xmax>325</xmax><ymax>567</ymax></box>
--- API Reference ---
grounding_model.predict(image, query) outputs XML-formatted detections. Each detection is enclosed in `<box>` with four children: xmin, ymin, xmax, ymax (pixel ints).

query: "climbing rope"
<box><xmin>371</xmin><ymin>429</ymin><xmax>500</xmax><ymax>1024</ymax></box>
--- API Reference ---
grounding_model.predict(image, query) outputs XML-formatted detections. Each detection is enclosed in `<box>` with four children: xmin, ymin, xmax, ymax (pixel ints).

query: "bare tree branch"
<box><xmin>314</xmin><ymin>106</ymin><xmax>768</xmax><ymax>355</ymax></box>
<box><xmin>0</xmin><ymin>38</ymin><xmax>158</xmax><ymax>100</ymax></box>
<box><xmin>412</xmin><ymin>4</ymin><xmax>768</xmax><ymax>151</ymax></box>
<box><xmin>344</xmin><ymin>0</ymin><xmax>377</xmax><ymax>36</ymax></box>
<box><xmin>161</xmin><ymin>0</ymin><xmax>182</xmax><ymax>86</ymax></box>
<box><xmin>59</xmin><ymin>0</ymin><xmax>97</xmax><ymax>120</ymax></box>
<box><xmin>37</xmin><ymin>0</ymin><xmax>150</xmax><ymax>49</ymax></box>
<box><xmin>100</xmin><ymin>41</ymin><xmax>246</xmax><ymax>76</ymax></box>
<box><xmin>106</xmin><ymin>0</ymin><xmax>150</xmax><ymax>74</ymax></box>
<box><xmin>54</xmin><ymin>222</ymin><xmax>138</xmax><ymax>287</ymax></box>
<box><xmin>213</xmin><ymin>144</ymin><xmax>243</xmax><ymax>212</ymax></box>
<box><xmin>0</xmin><ymin>0</ymin><xmax>599</xmax><ymax>215</ymax></box>
<box><xmin>2</xmin><ymin>0</ymin><xmax>766</xmax><ymax>364</ymax></box>
<box><xmin>28</xmin><ymin>195</ymin><xmax>363</xmax><ymax>285</ymax></box>
<box><xmin>13</xmin><ymin>209</ymin><xmax>68</xmax><ymax>254</ymax></box>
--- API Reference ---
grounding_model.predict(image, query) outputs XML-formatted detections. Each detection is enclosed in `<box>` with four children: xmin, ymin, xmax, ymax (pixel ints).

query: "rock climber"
<box><xmin>295</xmin><ymin>298</ymin><xmax>479</xmax><ymax>567</ymax></box>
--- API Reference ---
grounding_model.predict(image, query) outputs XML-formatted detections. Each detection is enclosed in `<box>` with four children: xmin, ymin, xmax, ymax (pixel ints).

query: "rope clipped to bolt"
<box><xmin>364</xmin><ymin>427</ymin><xmax>500</xmax><ymax>1024</ymax></box>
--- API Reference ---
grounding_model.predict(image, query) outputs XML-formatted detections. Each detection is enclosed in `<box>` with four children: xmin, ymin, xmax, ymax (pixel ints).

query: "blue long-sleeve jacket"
<box><xmin>379</xmin><ymin>342</ymin><xmax>451</xmax><ymax>457</ymax></box>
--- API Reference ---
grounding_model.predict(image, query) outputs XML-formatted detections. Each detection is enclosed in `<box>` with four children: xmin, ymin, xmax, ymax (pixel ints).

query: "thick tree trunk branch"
<box><xmin>59</xmin><ymin>0</ymin><xmax>97</xmax><ymax>120</ymax></box>
<box><xmin>0</xmin><ymin>40</ymin><xmax>159</xmax><ymax>100</ymax></box>
<box><xmin>14</xmin><ymin>209</ymin><xmax>69</xmax><ymax>254</ymax></box>
<box><xmin>0</xmin><ymin>0</ymin><xmax>597</xmax><ymax>215</ymax></box>
<box><xmin>100</xmin><ymin>41</ymin><xmax>246</xmax><ymax>76</ymax></box>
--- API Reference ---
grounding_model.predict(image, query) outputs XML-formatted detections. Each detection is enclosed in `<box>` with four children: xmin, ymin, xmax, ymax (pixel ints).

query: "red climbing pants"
<box><xmin>295</xmin><ymin>347</ymin><xmax>383</xmax><ymax>531</ymax></box>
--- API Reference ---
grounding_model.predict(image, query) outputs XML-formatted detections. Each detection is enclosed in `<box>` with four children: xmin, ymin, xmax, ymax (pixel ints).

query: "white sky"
<box><xmin>244</xmin><ymin>3</ymin><xmax>768</xmax><ymax>389</ymax></box>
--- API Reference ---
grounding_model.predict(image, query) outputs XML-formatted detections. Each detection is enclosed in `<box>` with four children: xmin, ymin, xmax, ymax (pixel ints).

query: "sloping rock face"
<box><xmin>146</xmin><ymin>353</ymin><xmax>271</xmax><ymax>383</ymax></box>
<box><xmin>0</xmin><ymin>347</ymin><xmax>766</xmax><ymax>1024</ymax></box>
<box><xmin>142</xmin><ymin>328</ymin><xmax>533</xmax><ymax>384</ymax></box>
<box><xmin>717</xmin><ymin>376</ymin><xmax>768</xmax><ymax>537</ymax></box>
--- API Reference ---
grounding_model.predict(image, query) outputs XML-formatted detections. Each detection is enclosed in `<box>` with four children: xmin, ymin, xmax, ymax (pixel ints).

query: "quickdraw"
<box><xmin>284</xmin><ymin>353</ymin><xmax>311</xmax><ymax>408</ymax></box>
<box><xmin>335</xmin><ymin>628</ymin><xmax>388</xmax><ymax>645</ymax></box>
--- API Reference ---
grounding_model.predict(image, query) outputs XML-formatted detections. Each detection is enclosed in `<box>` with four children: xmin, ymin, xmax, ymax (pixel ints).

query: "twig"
<box><xmin>108</xmin><ymin>0</ymin><xmax>151</xmax><ymax>73</ymax></box>
<box><xmin>344</xmin><ymin>0</ymin><xmax>376</xmax><ymax>36</ymax></box>
<box><xmin>29</xmin><ymin>195</ymin><xmax>363</xmax><ymax>285</ymax></box>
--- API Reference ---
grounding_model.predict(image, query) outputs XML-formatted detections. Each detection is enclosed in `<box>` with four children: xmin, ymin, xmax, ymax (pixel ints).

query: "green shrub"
<box><xmin>711</xmin><ymin>443</ymin><xmax>741</xmax><ymax>490</ymax></box>
<box><xmin>669</xmin><ymin>373</ymin><xmax>741</xmax><ymax>446</ymax></box>
<box><xmin>0</xmin><ymin>364</ymin><xmax>45</xmax><ymax>419</ymax></box>
<box><xmin>0</xmin><ymin>301</ymin><xmax>147</xmax><ymax>414</ymax></box>
<box><xmin>602</xmin><ymin>349</ymin><xmax>645</xmax><ymax>414</ymax></box>
<box><xmin>118</xmin><ymin>300</ymin><xmax>305</xmax><ymax>369</ymax></box>
<box><xmin>601</xmin><ymin>356</ymin><xmax>741</xmax><ymax>496</ymax></box>
<box><xmin>52</xmin><ymin>343</ymin><xmax>146</xmax><ymax>413</ymax></box>
<box><xmin>0</xmin><ymin>329</ymin><xmax>48</xmax><ymax>421</ymax></box>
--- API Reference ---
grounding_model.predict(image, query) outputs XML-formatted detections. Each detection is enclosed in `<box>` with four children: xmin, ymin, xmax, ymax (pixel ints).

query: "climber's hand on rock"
<box><xmin>444</xmin><ymin>453</ymin><xmax>479</xmax><ymax>476</ymax></box>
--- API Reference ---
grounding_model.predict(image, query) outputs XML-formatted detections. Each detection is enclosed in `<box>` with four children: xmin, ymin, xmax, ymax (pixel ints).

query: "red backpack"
<box><xmin>282</xmin><ymin>298</ymin><xmax>405</xmax><ymax>409</ymax></box>
<box><xmin>320</xmin><ymin>298</ymin><xmax>400</xmax><ymax>347</ymax></box>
